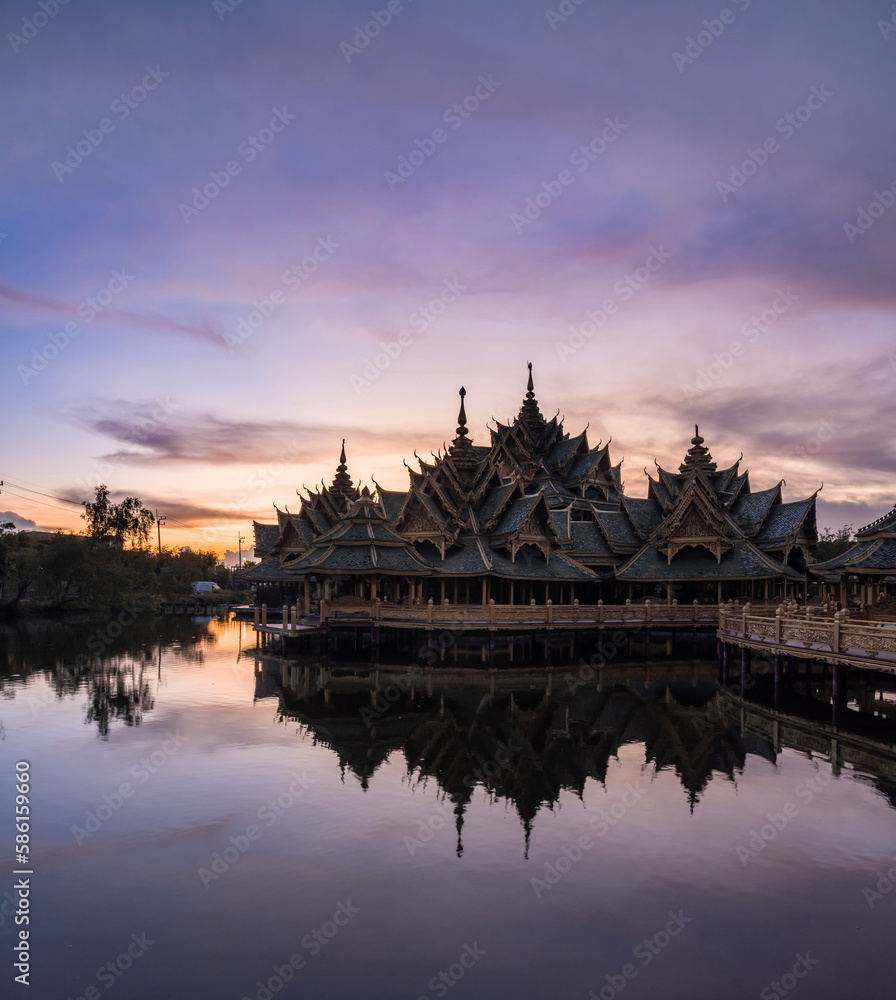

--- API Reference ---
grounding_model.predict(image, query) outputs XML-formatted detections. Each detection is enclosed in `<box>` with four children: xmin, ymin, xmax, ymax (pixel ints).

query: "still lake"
<box><xmin>1</xmin><ymin>614</ymin><xmax>895</xmax><ymax>1000</ymax></box>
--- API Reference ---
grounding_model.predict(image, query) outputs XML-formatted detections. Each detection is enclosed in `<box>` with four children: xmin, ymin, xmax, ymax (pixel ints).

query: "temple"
<box><xmin>247</xmin><ymin>367</ymin><xmax>818</xmax><ymax>608</ymax></box>
<box><xmin>811</xmin><ymin>505</ymin><xmax>896</xmax><ymax>606</ymax></box>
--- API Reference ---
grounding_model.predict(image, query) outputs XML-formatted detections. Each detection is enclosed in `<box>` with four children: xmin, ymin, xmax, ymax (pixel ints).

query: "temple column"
<box><xmin>509</xmin><ymin>580</ymin><xmax>515</xmax><ymax>605</ymax></box>
<box><xmin>303</xmin><ymin>579</ymin><xmax>310</xmax><ymax>615</ymax></box>
<box><xmin>481</xmin><ymin>578</ymin><xmax>487</xmax><ymax>606</ymax></box>
<box><xmin>441</xmin><ymin>578</ymin><xmax>445</xmax><ymax>603</ymax></box>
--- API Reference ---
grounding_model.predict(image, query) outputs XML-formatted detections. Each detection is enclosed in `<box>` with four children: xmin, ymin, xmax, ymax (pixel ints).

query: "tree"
<box><xmin>82</xmin><ymin>485</ymin><xmax>155</xmax><ymax>548</ymax></box>
<box><xmin>814</xmin><ymin>525</ymin><xmax>854</xmax><ymax>562</ymax></box>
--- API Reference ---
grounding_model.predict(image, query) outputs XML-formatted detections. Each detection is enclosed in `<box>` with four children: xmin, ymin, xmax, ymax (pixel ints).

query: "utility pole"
<box><xmin>237</xmin><ymin>533</ymin><xmax>245</xmax><ymax>585</ymax></box>
<box><xmin>155</xmin><ymin>510</ymin><xmax>168</xmax><ymax>554</ymax></box>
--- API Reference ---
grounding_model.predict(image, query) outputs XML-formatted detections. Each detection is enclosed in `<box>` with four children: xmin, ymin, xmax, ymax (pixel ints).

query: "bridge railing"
<box><xmin>321</xmin><ymin>598</ymin><xmax>723</xmax><ymax>626</ymax></box>
<box><xmin>718</xmin><ymin>604</ymin><xmax>896</xmax><ymax>658</ymax></box>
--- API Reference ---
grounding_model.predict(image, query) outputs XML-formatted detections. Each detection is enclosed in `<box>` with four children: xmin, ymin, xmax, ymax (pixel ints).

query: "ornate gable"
<box><xmin>651</xmin><ymin>432</ymin><xmax>737</xmax><ymax>562</ymax></box>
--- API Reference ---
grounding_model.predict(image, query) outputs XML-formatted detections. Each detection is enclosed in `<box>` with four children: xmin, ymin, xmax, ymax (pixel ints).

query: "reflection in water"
<box><xmin>0</xmin><ymin>615</ymin><xmax>216</xmax><ymax>736</ymax></box>
<box><xmin>252</xmin><ymin>642</ymin><xmax>896</xmax><ymax>855</ymax></box>
<box><xmin>3</xmin><ymin>616</ymin><xmax>895</xmax><ymax>1000</ymax></box>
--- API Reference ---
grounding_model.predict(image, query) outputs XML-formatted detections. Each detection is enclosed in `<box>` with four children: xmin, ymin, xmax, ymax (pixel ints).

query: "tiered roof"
<box><xmin>618</xmin><ymin>429</ymin><xmax>814</xmax><ymax>581</ymax></box>
<box><xmin>812</xmin><ymin>503</ymin><xmax>896</xmax><ymax>576</ymax></box>
<box><xmin>248</xmin><ymin>372</ymin><xmax>817</xmax><ymax>588</ymax></box>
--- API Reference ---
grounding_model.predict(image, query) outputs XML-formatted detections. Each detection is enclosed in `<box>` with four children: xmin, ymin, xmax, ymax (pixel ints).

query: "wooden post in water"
<box><xmin>261</xmin><ymin>603</ymin><xmax>267</xmax><ymax>626</ymax></box>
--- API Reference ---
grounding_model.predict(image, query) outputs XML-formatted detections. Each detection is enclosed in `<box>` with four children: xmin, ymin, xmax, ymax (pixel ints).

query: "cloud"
<box><xmin>0</xmin><ymin>511</ymin><xmax>37</xmax><ymax>530</ymax></box>
<box><xmin>69</xmin><ymin>399</ymin><xmax>434</xmax><ymax>466</ymax></box>
<box><xmin>0</xmin><ymin>279</ymin><xmax>224</xmax><ymax>347</ymax></box>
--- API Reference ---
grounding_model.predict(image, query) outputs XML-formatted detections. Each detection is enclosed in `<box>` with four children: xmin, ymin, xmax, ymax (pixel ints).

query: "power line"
<box><xmin>0</xmin><ymin>478</ymin><xmax>86</xmax><ymax>505</ymax></box>
<box><xmin>1</xmin><ymin>475</ymin><xmax>245</xmax><ymax>544</ymax></box>
<box><xmin>0</xmin><ymin>488</ymin><xmax>83</xmax><ymax>515</ymax></box>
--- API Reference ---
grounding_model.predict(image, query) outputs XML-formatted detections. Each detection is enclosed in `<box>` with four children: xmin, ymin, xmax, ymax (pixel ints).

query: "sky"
<box><xmin>2</xmin><ymin>0</ymin><xmax>895</xmax><ymax>558</ymax></box>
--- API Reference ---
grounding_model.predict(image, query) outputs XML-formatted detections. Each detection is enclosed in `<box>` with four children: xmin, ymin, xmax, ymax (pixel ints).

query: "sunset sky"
<box><xmin>2</xmin><ymin>0</ymin><xmax>895</xmax><ymax>560</ymax></box>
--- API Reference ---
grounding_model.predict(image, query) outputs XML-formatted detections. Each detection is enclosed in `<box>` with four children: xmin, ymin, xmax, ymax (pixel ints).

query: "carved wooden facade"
<box><xmin>247</xmin><ymin>368</ymin><xmax>818</xmax><ymax>604</ymax></box>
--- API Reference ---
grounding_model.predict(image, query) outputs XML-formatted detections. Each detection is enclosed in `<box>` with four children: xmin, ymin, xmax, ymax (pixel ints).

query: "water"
<box><xmin>1</xmin><ymin>616</ymin><xmax>894</xmax><ymax>1000</ymax></box>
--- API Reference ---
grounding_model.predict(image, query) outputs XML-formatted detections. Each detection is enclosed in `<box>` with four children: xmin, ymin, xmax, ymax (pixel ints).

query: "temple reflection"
<box><xmin>256</xmin><ymin>648</ymin><xmax>896</xmax><ymax>853</ymax></box>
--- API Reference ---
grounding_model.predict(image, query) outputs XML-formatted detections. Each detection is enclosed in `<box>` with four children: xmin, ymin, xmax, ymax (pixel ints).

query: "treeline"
<box><xmin>0</xmin><ymin>528</ymin><xmax>238</xmax><ymax>616</ymax></box>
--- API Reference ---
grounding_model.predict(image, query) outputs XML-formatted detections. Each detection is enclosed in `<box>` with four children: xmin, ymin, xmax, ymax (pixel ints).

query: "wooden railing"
<box><xmin>319</xmin><ymin>598</ymin><xmax>723</xmax><ymax>627</ymax></box>
<box><xmin>718</xmin><ymin>603</ymin><xmax>896</xmax><ymax>659</ymax></box>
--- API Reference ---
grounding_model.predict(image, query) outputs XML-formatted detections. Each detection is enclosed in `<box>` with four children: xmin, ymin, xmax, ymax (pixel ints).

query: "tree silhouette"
<box><xmin>81</xmin><ymin>485</ymin><xmax>155</xmax><ymax>548</ymax></box>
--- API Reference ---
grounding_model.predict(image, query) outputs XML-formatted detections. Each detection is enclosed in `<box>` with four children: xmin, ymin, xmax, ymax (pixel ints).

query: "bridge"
<box><xmin>717</xmin><ymin>603</ymin><xmax>896</xmax><ymax>674</ymax></box>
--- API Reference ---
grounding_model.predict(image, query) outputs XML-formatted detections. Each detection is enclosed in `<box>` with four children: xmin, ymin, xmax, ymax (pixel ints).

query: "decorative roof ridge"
<box><xmin>857</xmin><ymin>502</ymin><xmax>896</xmax><ymax>535</ymax></box>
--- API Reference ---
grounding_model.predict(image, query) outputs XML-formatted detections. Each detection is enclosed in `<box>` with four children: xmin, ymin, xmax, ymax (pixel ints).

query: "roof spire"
<box><xmin>517</xmin><ymin>361</ymin><xmax>546</xmax><ymax>435</ymax></box>
<box><xmin>680</xmin><ymin>425</ymin><xmax>717</xmax><ymax>474</ymax></box>
<box><xmin>456</xmin><ymin>386</ymin><xmax>469</xmax><ymax>440</ymax></box>
<box><xmin>329</xmin><ymin>439</ymin><xmax>356</xmax><ymax>506</ymax></box>
<box><xmin>448</xmin><ymin>386</ymin><xmax>478</xmax><ymax>472</ymax></box>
